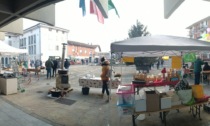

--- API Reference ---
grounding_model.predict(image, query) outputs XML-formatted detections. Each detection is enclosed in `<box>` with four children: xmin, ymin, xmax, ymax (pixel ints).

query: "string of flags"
<box><xmin>200</xmin><ymin>28</ymin><xmax>210</xmax><ymax>42</ymax></box>
<box><xmin>79</xmin><ymin>0</ymin><xmax>119</xmax><ymax>24</ymax></box>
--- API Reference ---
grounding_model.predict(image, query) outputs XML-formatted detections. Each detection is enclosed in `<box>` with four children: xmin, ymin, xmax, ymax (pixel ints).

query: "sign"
<box><xmin>171</xmin><ymin>56</ymin><xmax>182</xmax><ymax>69</ymax></box>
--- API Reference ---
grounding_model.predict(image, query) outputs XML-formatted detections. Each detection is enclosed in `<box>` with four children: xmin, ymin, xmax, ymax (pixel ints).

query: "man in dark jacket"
<box><xmin>52</xmin><ymin>59</ymin><xmax>58</xmax><ymax>77</ymax></box>
<box><xmin>64</xmin><ymin>59</ymin><xmax>70</xmax><ymax>70</ymax></box>
<box><xmin>45</xmin><ymin>58</ymin><xmax>54</xmax><ymax>79</ymax></box>
<box><xmin>194</xmin><ymin>55</ymin><xmax>204</xmax><ymax>84</ymax></box>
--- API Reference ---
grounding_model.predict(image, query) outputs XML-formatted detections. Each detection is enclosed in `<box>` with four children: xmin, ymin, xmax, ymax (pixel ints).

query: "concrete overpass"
<box><xmin>0</xmin><ymin>0</ymin><xmax>63</xmax><ymax>39</ymax></box>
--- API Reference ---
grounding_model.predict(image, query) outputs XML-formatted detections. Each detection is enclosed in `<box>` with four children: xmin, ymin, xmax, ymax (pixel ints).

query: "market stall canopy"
<box><xmin>0</xmin><ymin>42</ymin><xmax>27</xmax><ymax>55</ymax></box>
<box><xmin>111</xmin><ymin>35</ymin><xmax>210</xmax><ymax>57</ymax></box>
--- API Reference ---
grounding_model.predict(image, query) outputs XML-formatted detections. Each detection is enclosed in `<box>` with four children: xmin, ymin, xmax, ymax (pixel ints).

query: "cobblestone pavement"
<box><xmin>1</xmin><ymin>64</ymin><xmax>210</xmax><ymax>126</ymax></box>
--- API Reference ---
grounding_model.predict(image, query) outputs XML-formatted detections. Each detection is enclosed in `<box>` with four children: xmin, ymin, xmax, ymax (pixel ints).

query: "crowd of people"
<box><xmin>45</xmin><ymin>58</ymin><xmax>70</xmax><ymax>79</ymax></box>
<box><xmin>16</xmin><ymin>57</ymin><xmax>76</xmax><ymax>80</ymax></box>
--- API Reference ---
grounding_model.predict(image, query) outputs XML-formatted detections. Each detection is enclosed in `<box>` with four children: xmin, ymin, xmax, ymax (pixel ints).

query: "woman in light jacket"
<box><xmin>100</xmin><ymin>60</ymin><xmax>110</xmax><ymax>102</ymax></box>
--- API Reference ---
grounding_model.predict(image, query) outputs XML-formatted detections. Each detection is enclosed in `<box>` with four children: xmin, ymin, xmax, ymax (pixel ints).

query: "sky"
<box><xmin>24</xmin><ymin>0</ymin><xmax>210</xmax><ymax>52</ymax></box>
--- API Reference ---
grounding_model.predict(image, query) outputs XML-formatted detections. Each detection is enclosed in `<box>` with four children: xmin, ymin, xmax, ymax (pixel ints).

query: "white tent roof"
<box><xmin>0</xmin><ymin>42</ymin><xmax>27</xmax><ymax>55</ymax></box>
<box><xmin>111</xmin><ymin>35</ymin><xmax>210</xmax><ymax>57</ymax></box>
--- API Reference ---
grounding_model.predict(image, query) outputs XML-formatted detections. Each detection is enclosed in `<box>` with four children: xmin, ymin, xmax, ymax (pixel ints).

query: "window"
<box><xmin>56</xmin><ymin>45</ymin><xmax>59</xmax><ymax>51</ymax></box>
<box><xmin>5</xmin><ymin>57</ymin><xmax>8</xmax><ymax>64</ymax></box>
<box><xmin>31</xmin><ymin>35</ymin><xmax>33</xmax><ymax>44</ymax></box>
<box><xmin>28</xmin><ymin>46</ymin><xmax>31</xmax><ymax>54</ymax></box>
<box><xmin>34</xmin><ymin>35</ymin><xmax>36</xmax><ymax>44</ymax></box>
<box><xmin>34</xmin><ymin>45</ymin><xmax>36</xmax><ymax>54</ymax></box>
<box><xmin>31</xmin><ymin>46</ymin><xmax>33</xmax><ymax>54</ymax></box>
<box><xmin>28</xmin><ymin>36</ymin><xmax>30</xmax><ymax>45</ymax></box>
<box><xmin>24</xmin><ymin>38</ymin><xmax>26</xmax><ymax>45</ymax></box>
<box><xmin>85</xmin><ymin>50</ymin><xmax>87</xmax><ymax>54</ymax></box>
<box><xmin>1</xmin><ymin>57</ymin><xmax>4</xmax><ymax>64</ymax></box>
<box><xmin>72</xmin><ymin>49</ymin><xmax>75</xmax><ymax>52</ymax></box>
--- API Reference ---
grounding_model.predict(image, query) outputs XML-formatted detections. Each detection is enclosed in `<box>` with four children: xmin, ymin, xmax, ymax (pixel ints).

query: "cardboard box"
<box><xmin>145</xmin><ymin>91</ymin><xmax>160</xmax><ymax>112</ymax></box>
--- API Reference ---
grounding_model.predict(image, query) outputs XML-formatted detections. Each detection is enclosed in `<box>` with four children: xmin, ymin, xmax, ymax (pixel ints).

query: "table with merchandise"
<box><xmin>116</xmin><ymin>71</ymin><xmax>210</xmax><ymax>126</ymax></box>
<box><xmin>79</xmin><ymin>77</ymin><xmax>121</xmax><ymax>89</ymax></box>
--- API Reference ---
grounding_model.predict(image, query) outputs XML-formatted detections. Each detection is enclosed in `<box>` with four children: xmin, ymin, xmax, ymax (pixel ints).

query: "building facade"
<box><xmin>67</xmin><ymin>41</ymin><xmax>101</xmax><ymax>63</ymax></box>
<box><xmin>187</xmin><ymin>16</ymin><xmax>210</xmax><ymax>59</ymax></box>
<box><xmin>3</xmin><ymin>23</ymin><xmax>69</xmax><ymax>67</ymax></box>
<box><xmin>187</xmin><ymin>16</ymin><xmax>210</xmax><ymax>39</ymax></box>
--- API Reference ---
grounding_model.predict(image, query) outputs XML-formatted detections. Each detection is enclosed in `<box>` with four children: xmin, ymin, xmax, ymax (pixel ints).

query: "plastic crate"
<box><xmin>118</xmin><ymin>106</ymin><xmax>134</xmax><ymax>116</ymax></box>
<box><xmin>116</xmin><ymin>84</ymin><xmax>134</xmax><ymax>94</ymax></box>
<box><xmin>116</xmin><ymin>84</ymin><xmax>134</xmax><ymax>106</ymax></box>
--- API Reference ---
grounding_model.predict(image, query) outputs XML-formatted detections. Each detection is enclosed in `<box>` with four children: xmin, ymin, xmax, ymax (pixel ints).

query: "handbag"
<box><xmin>177</xmin><ymin>89</ymin><xmax>192</xmax><ymax>104</ymax></box>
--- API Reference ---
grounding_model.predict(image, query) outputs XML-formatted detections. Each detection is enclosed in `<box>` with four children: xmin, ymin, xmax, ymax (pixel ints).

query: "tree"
<box><xmin>127</xmin><ymin>20</ymin><xmax>157</xmax><ymax>72</ymax></box>
<box><xmin>128</xmin><ymin>20</ymin><xmax>150</xmax><ymax>38</ymax></box>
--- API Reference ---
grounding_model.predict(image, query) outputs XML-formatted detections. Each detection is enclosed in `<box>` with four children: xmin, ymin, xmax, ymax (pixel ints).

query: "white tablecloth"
<box><xmin>79</xmin><ymin>77</ymin><xmax>121</xmax><ymax>89</ymax></box>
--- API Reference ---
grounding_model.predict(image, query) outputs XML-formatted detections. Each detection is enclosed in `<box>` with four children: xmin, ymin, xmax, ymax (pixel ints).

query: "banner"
<box><xmin>183</xmin><ymin>53</ymin><xmax>196</xmax><ymax>62</ymax></box>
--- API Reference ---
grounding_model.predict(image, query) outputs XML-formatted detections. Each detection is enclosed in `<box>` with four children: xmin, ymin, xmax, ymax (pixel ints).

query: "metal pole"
<box><xmin>61</xmin><ymin>43</ymin><xmax>67</xmax><ymax>70</ymax></box>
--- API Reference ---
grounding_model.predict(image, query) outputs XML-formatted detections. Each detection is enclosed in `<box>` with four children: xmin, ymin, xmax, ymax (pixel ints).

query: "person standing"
<box><xmin>156</xmin><ymin>60</ymin><xmax>160</xmax><ymax>70</ymax></box>
<box><xmin>100</xmin><ymin>59</ymin><xmax>110</xmax><ymax>102</ymax></box>
<box><xmin>64</xmin><ymin>59</ymin><xmax>70</xmax><ymax>70</ymax></box>
<box><xmin>35</xmin><ymin>59</ymin><xmax>41</xmax><ymax>75</ymax></box>
<box><xmin>45</xmin><ymin>58</ymin><xmax>54</xmax><ymax>79</ymax></box>
<box><xmin>194</xmin><ymin>55</ymin><xmax>204</xmax><ymax>84</ymax></box>
<box><xmin>52</xmin><ymin>59</ymin><xmax>58</xmax><ymax>77</ymax></box>
<box><xmin>34</xmin><ymin>59</ymin><xmax>41</xmax><ymax>80</ymax></box>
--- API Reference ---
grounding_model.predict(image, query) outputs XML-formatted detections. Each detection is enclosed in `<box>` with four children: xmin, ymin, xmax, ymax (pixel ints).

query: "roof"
<box><xmin>111</xmin><ymin>35</ymin><xmax>210</xmax><ymax>57</ymax></box>
<box><xmin>186</xmin><ymin>16</ymin><xmax>210</xmax><ymax>29</ymax></box>
<box><xmin>68</xmin><ymin>40</ymin><xmax>101</xmax><ymax>51</ymax></box>
<box><xmin>23</xmin><ymin>23</ymin><xmax>69</xmax><ymax>33</ymax></box>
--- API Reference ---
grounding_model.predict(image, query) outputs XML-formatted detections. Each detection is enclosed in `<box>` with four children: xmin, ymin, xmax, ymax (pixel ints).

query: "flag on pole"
<box><xmin>79</xmin><ymin>0</ymin><xmax>86</xmax><ymax>16</ymax></box>
<box><xmin>90</xmin><ymin>0</ymin><xmax>104</xmax><ymax>24</ymax></box>
<box><xmin>108</xmin><ymin>0</ymin><xmax>119</xmax><ymax>17</ymax></box>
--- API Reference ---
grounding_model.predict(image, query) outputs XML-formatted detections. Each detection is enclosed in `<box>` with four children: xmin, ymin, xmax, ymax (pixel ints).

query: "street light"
<box><xmin>61</xmin><ymin>43</ymin><xmax>67</xmax><ymax>70</ymax></box>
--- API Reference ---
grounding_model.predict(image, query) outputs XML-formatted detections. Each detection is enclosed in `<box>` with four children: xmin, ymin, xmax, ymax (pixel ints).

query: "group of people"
<box><xmin>156</xmin><ymin>59</ymin><xmax>164</xmax><ymax>70</ymax></box>
<box><xmin>45</xmin><ymin>58</ymin><xmax>70</xmax><ymax>79</ymax></box>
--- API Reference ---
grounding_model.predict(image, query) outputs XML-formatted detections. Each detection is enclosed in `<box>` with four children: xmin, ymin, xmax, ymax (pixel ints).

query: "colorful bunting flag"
<box><xmin>90</xmin><ymin>0</ymin><xmax>104</xmax><ymax>24</ymax></box>
<box><xmin>79</xmin><ymin>0</ymin><xmax>86</xmax><ymax>16</ymax></box>
<box><xmin>108</xmin><ymin>0</ymin><xmax>119</xmax><ymax>17</ymax></box>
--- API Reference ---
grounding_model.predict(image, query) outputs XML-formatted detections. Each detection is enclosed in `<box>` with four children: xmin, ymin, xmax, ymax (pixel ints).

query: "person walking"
<box><xmin>194</xmin><ymin>55</ymin><xmax>204</xmax><ymax>84</ymax></box>
<box><xmin>45</xmin><ymin>58</ymin><xmax>54</xmax><ymax>79</ymax></box>
<box><xmin>52</xmin><ymin>59</ymin><xmax>58</xmax><ymax>77</ymax></box>
<box><xmin>64</xmin><ymin>59</ymin><xmax>70</xmax><ymax>70</ymax></box>
<box><xmin>100</xmin><ymin>58</ymin><xmax>110</xmax><ymax>102</ymax></box>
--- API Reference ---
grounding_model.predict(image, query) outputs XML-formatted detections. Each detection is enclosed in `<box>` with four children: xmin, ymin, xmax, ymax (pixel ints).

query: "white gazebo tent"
<box><xmin>0</xmin><ymin>42</ymin><xmax>27</xmax><ymax>55</ymax></box>
<box><xmin>0</xmin><ymin>42</ymin><xmax>28</xmax><ymax>72</ymax></box>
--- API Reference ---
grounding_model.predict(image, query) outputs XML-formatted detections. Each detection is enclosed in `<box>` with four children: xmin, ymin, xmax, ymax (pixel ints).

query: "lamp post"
<box><xmin>61</xmin><ymin>43</ymin><xmax>67</xmax><ymax>70</ymax></box>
